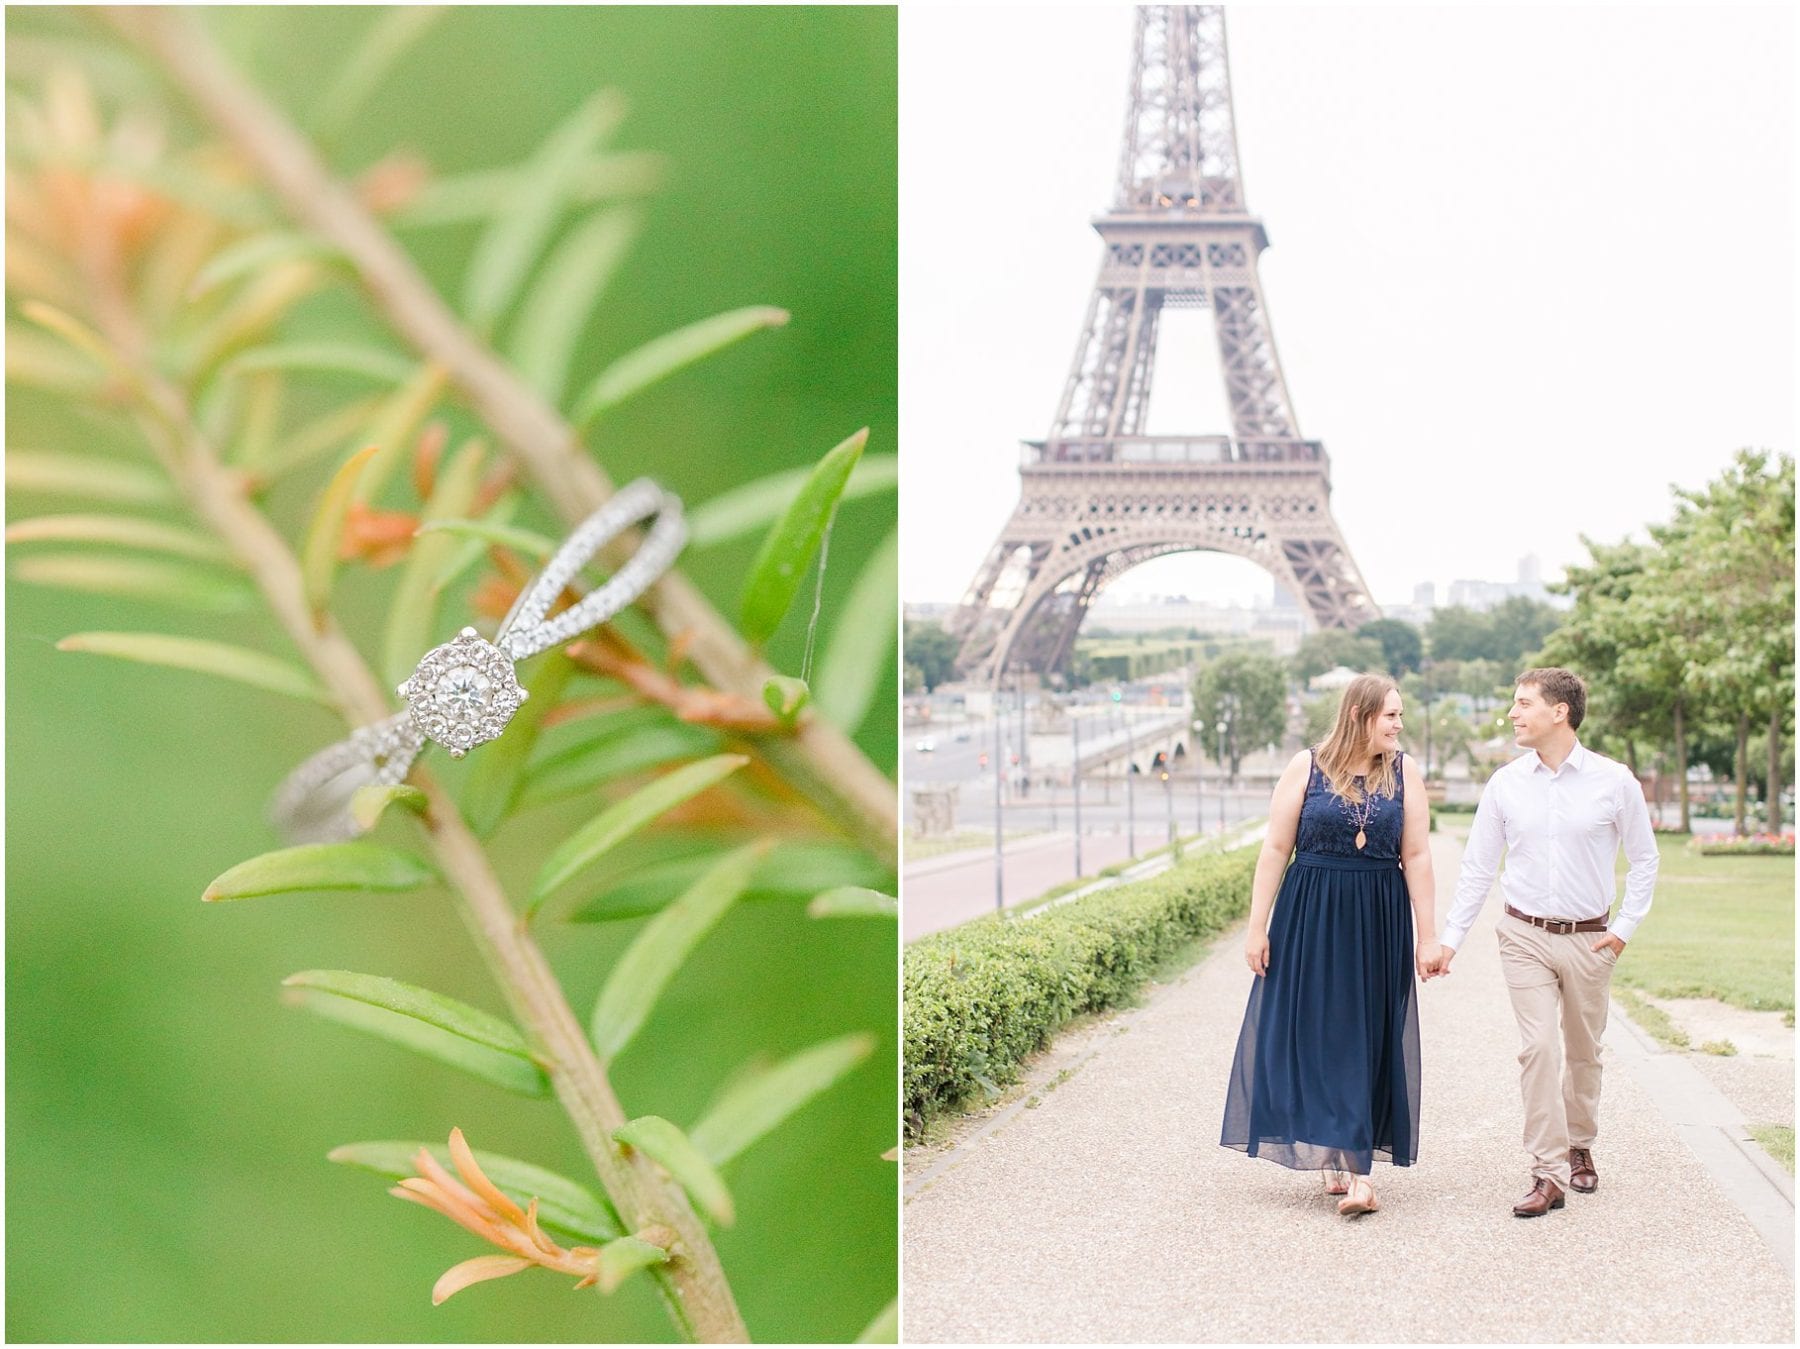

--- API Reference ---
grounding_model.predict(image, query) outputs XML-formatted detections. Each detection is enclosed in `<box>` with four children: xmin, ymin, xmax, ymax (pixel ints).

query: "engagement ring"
<box><xmin>270</xmin><ymin>478</ymin><xmax>685</xmax><ymax>842</ymax></box>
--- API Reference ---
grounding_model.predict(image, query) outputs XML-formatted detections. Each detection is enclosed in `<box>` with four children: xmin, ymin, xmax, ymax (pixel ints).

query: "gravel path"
<box><xmin>903</xmin><ymin>830</ymin><xmax>1795</xmax><ymax>1343</ymax></box>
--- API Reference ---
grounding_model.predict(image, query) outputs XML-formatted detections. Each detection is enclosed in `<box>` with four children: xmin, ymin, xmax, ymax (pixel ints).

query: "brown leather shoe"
<box><xmin>1569</xmin><ymin>1148</ymin><xmax>1599</xmax><ymax>1194</ymax></box>
<box><xmin>1512</xmin><ymin>1176</ymin><xmax>1566</xmax><ymax>1218</ymax></box>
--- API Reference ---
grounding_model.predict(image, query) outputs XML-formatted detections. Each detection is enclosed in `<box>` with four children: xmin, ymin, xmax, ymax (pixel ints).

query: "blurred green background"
<box><xmin>6</xmin><ymin>5</ymin><xmax>897</xmax><ymax>1342</ymax></box>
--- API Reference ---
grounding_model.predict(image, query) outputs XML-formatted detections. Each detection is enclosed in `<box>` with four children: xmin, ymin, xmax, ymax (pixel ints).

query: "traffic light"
<box><xmin>1152</xmin><ymin>750</ymin><xmax>1169</xmax><ymax>781</ymax></box>
<box><xmin>979</xmin><ymin>752</ymin><xmax>989</xmax><ymax>767</ymax></box>
<box><xmin>1111</xmin><ymin>687</ymin><xmax>1123</xmax><ymax>702</ymax></box>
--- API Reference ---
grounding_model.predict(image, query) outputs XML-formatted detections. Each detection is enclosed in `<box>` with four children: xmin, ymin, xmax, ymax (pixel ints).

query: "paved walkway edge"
<box><xmin>1604</xmin><ymin>1000</ymin><xmax>1795</xmax><ymax>1273</ymax></box>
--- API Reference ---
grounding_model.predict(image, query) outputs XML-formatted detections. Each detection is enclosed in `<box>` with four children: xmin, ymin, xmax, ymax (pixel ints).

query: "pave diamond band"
<box><xmin>270</xmin><ymin>479</ymin><xmax>685</xmax><ymax>842</ymax></box>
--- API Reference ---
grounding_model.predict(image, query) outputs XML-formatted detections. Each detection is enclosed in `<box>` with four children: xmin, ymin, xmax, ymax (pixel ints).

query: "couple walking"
<box><xmin>1220</xmin><ymin>667</ymin><xmax>1659</xmax><ymax>1218</ymax></box>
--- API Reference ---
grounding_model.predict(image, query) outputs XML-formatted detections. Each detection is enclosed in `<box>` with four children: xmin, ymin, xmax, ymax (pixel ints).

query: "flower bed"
<box><xmin>1688</xmin><ymin>833</ymin><xmax>1796</xmax><ymax>856</ymax></box>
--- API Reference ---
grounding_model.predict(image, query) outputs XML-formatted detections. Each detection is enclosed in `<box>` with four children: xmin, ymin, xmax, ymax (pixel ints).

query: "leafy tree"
<box><xmin>1486</xmin><ymin>596</ymin><xmax>1565</xmax><ymax>667</ymax></box>
<box><xmin>1538</xmin><ymin>537</ymin><xmax>1683</xmax><ymax>813</ymax></box>
<box><xmin>1427</xmin><ymin>598</ymin><xmax>1563</xmax><ymax>665</ymax></box>
<box><xmin>903</xmin><ymin>620</ymin><xmax>962</xmax><ymax>692</ymax></box>
<box><xmin>1655</xmin><ymin>449</ymin><xmax>1794</xmax><ymax>828</ymax></box>
<box><xmin>1291</xmin><ymin>630</ymin><xmax>1383</xmax><ymax>683</ymax></box>
<box><xmin>1193</xmin><ymin>647</ymin><xmax>1288</xmax><ymax>778</ymax></box>
<box><xmin>1356</xmin><ymin>618</ymin><xmax>1423</xmax><ymax>676</ymax></box>
<box><xmin>1300</xmin><ymin>694</ymin><xmax>1337</xmax><ymax>746</ymax></box>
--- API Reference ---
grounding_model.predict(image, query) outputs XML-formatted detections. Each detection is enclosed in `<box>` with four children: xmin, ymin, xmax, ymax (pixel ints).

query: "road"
<box><xmin>903</xmin><ymin>792</ymin><xmax>1265</xmax><ymax>943</ymax></box>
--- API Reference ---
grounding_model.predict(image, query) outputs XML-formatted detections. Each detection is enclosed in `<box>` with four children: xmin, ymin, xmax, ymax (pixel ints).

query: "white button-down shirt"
<box><xmin>1441</xmin><ymin>740</ymin><xmax>1658</xmax><ymax>951</ymax></box>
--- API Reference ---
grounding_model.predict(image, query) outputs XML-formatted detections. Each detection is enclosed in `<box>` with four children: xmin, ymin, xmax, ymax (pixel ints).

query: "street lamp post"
<box><xmin>1124</xmin><ymin>712</ymin><xmax>1137</xmax><ymax>860</ymax></box>
<box><xmin>1160</xmin><ymin>753</ymin><xmax>1174</xmax><ymax>846</ymax></box>
<box><xmin>993</xmin><ymin>671</ymin><xmax>1005</xmax><ymax>912</ymax></box>
<box><xmin>1071</xmin><ymin>699</ymin><xmax>1083</xmax><ymax>877</ymax></box>
<box><xmin>1192</xmin><ymin>718</ymin><xmax>1205</xmax><ymax>836</ymax></box>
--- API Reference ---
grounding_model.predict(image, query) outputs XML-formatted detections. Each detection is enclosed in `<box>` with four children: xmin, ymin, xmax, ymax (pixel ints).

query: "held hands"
<box><xmin>1416</xmin><ymin>942</ymin><xmax>1454</xmax><ymax>981</ymax></box>
<box><xmin>1245</xmin><ymin>928</ymin><xmax>1270</xmax><ymax>978</ymax></box>
<box><xmin>1591</xmin><ymin>933</ymin><xmax>1627</xmax><ymax>958</ymax></box>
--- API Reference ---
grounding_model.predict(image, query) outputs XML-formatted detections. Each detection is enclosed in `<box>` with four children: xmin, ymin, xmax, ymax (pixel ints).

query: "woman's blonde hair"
<box><xmin>1315</xmin><ymin>672</ymin><xmax>1400</xmax><ymax>803</ymax></box>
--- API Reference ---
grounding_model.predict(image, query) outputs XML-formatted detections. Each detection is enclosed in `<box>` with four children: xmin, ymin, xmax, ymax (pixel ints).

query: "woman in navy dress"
<box><xmin>1220</xmin><ymin>673</ymin><xmax>1443</xmax><ymax>1216</ymax></box>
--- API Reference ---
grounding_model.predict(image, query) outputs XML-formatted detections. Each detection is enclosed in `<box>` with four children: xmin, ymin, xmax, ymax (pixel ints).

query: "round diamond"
<box><xmin>400</xmin><ymin>630</ymin><xmax>524</xmax><ymax>757</ymax></box>
<box><xmin>437</xmin><ymin>664</ymin><xmax>491</xmax><ymax>715</ymax></box>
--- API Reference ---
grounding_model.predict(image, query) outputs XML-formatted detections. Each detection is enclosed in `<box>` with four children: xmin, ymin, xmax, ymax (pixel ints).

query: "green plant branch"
<box><xmin>103</xmin><ymin>4</ymin><xmax>898</xmax><ymax>869</ymax></box>
<box><xmin>78</xmin><ymin>255</ymin><xmax>748</xmax><ymax>1343</ymax></box>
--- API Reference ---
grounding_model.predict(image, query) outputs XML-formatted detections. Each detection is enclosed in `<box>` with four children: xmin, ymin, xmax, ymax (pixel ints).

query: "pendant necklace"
<box><xmin>1345</xmin><ymin>781</ymin><xmax>1377</xmax><ymax>851</ymax></box>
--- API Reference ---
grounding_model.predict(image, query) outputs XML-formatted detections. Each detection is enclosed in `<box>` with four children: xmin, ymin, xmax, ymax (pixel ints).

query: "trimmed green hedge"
<box><xmin>903</xmin><ymin>846</ymin><xmax>1259</xmax><ymax>1133</ymax></box>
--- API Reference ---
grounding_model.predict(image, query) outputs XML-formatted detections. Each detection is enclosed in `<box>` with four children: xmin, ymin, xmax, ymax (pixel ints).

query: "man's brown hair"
<box><xmin>1516</xmin><ymin>666</ymin><xmax>1586</xmax><ymax>730</ymax></box>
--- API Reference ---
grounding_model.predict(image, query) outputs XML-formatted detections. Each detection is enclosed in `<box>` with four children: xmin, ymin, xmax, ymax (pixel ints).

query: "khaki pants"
<box><xmin>1495</xmin><ymin>912</ymin><xmax>1617</xmax><ymax>1187</ymax></box>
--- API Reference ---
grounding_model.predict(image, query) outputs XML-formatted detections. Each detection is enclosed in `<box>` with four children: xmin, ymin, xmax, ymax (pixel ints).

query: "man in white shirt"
<box><xmin>1432</xmin><ymin>668</ymin><xmax>1659</xmax><ymax>1218</ymax></box>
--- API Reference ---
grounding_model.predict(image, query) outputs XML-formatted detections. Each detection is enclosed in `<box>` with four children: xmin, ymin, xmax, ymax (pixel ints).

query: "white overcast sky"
<box><xmin>899</xmin><ymin>2</ymin><xmax>1798</xmax><ymax>609</ymax></box>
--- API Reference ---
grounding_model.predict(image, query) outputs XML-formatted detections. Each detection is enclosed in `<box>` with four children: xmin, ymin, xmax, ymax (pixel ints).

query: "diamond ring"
<box><xmin>270</xmin><ymin>478</ymin><xmax>686</xmax><ymax>842</ymax></box>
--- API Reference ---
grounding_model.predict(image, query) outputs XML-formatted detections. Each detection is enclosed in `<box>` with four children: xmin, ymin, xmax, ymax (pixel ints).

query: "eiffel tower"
<box><xmin>949</xmin><ymin>5</ymin><xmax>1378</xmax><ymax>684</ymax></box>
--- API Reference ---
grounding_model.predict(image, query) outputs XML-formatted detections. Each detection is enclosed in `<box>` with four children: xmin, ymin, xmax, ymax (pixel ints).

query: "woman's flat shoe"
<box><xmin>1323</xmin><ymin>1169</ymin><xmax>1350</xmax><ymax>1196</ymax></box>
<box><xmin>1337</xmin><ymin>1178</ymin><xmax>1379</xmax><ymax>1217</ymax></box>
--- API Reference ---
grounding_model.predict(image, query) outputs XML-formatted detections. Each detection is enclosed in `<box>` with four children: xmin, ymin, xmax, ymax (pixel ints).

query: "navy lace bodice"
<box><xmin>1295</xmin><ymin>749</ymin><xmax>1405</xmax><ymax>859</ymax></box>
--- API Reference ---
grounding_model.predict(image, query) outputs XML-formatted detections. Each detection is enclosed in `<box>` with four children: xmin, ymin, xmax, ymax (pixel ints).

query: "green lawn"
<box><xmin>1612</xmin><ymin>837</ymin><xmax>1794</xmax><ymax>1013</ymax></box>
<box><xmin>1751</xmin><ymin>1125</ymin><xmax>1795</xmax><ymax>1174</ymax></box>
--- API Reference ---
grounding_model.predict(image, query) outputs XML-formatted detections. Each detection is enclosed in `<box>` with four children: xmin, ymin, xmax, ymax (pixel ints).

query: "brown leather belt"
<box><xmin>1505</xmin><ymin>904</ymin><xmax>1610</xmax><ymax>934</ymax></box>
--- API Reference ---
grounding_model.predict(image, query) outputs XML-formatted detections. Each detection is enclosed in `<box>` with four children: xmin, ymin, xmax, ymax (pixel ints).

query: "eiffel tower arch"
<box><xmin>950</xmin><ymin>5</ymin><xmax>1378</xmax><ymax>684</ymax></box>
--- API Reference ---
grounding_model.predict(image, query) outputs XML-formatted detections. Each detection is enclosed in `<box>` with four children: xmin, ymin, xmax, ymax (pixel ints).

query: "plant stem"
<box><xmin>82</xmin><ymin>254</ymin><xmax>749</xmax><ymax>1346</ymax></box>
<box><xmin>103</xmin><ymin>4</ymin><xmax>897</xmax><ymax>870</ymax></box>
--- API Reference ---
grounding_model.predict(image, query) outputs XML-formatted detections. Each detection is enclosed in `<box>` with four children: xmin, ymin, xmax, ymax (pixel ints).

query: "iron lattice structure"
<box><xmin>950</xmin><ymin>5</ymin><xmax>1378</xmax><ymax>682</ymax></box>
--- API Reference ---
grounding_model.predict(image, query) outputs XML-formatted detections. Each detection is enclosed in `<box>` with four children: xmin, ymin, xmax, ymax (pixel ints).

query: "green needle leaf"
<box><xmin>589</xmin><ymin>840</ymin><xmax>768</xmax><ymax>1062</ymax></box>
<box><xmin>11</xmin><ymin>552</ymin><xmax>252</xmax><ymax>613</ymax></box>
<box><xmin>567</xmin><ymin>839</ymin><xmax>893</xmax><ymax>923</ymax></box>
<box><xmin>328</xmin><ymin>1140</ymin><xmax>622</xmax><ymax>1243</ymax></box>
<box><xmin>5</xmin><ymin>513</ymin><xmax>234</xmax><ymax>563</ymax></box>
<box><xmin>855</xmin><ymin>1299</ymin><xmax>899</xmax><ymax>1344</ymax></box>
<box><xmin>394</xmin><ymin>153</ymin><xmax>660</xmax><ymax>228</ymax></box>
<box><xmin>572</xmin><ymin>305</ymin><xmax>789</xmax><ymax>428</ymax></box>
<box><xmin>670</xmin><ymin>453</ymin><xmax>900</xmax><ymax>548</ymax></box>
<box><xmin>255</xmin><ymin>393</ymin><xmax>386</xmax><ymax>482</ymax></box>
<box><xmin>807</xmin><ymin>886</ymin><xmax>897</xmax><ymax>919</ymax></box>
<box><xmin>351</xmin><ymin>363</ymin><xmax>448</xmax><ymax>505</ymax></box>
<box><xmin>6</xmin><ymin>321</ymin><xmax>105</xmax><ymax>396</ymax></box>
<box><xmin>428</xmin><ymin>494</ymin><xmax>521</xmax><ymax>601</ymax></box>
<box><xmin>313</xmin><ymin>5</ymin><xmax>450</xmax><ymax>143</ymax></box>
<box><xmin>460</xmin><ymin>653</ymin><xmax>574</xmax><ymax>837</ymax></box>
<box><xmin>17</xmin><ymin>299</ymin><xmax>135</xmax><ymax>390</ymax></box>
<box><xmin>519</xmin><ymin>722</ymin><xmax>726</xmax><ymax>809</ymax></box>
<box><xmin>349</xmin><ymin>783</ymin><xmax>429</xmax><ymax>831</ymax></box>
<box><xmin>5</xmin><ymin>451</ymin><xmax>176</xmax><ymax>506</ymax></box>
<box><xmin>689</xmin><ymin>1032</ymin><xmax>876</xmax><ymax>1168</ymax></box>
<box><xmin>56</xmin><ymin>631</ymin><xmax>330</xmax><ymax>706</ymax></box>
<box><xmin>507</xmin><ymin>207</ymin><xmax>640</xmax><ymax>405</ymax></box>
<box><xmin>203</xmin><ymin>843</ymin><xmax>435</xmax><ymax>901</ymax></box>
<box><xmin>283</xmin><ymin>970</ymin><xmax>547</xmax><ymax>1097</ymax></box>
<box><xmin>190</xmin><ymin>232</ymin><xmax>345</xmax><ymax>299</ymax></box>
<box><xmin>301</xmin><ymin>443</ymin><xmax>379</xmax><ymax>614</ymax></box>
<box><xmin>463</xmin><ymin>93</ymin><xmax>621</xmax><ymax>332</ymax></box>
<box><xmin>739</xmin><ymin>428</ymin><xmax>868</xmax><ymax>645</ymax></box>
<box><xmin>595</xmin><ymin>1234</ymin><xmax>670</xmax><ymax>1294</ymax></box>
<box><xmin>613</xmin><ymin>1116</ymin><xmax>735</xmax><ymax>1226</ymax></box>
<box><xmin>381</xmin><ymin>439</ymin><xmax>488</xmax><ymax>687</ymax></box>
<box><xmin>222</xmin><ymin>341</ymin><xmax>415</xmax><ymax>384</ymax></box>
<box><xmin>532</xmin><ymin>753</ymin><xmax>750</xmax><ymax>903</ymax></box>
<box><xmin>814</xmin><ymin>528</ymin><xmax>898</xmax><ymax>731</ymax></box>
<box><xmin>415</xmin><ymin>515</ymin><xmax>555</xmax><ymax>561</ymax></box>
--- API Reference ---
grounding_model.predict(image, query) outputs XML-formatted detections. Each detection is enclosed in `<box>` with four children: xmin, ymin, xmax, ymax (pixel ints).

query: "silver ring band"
<box><xmin>270</xmin><ymin>478</ymin><xmax>686</xmax><ymax>842</ymax></box>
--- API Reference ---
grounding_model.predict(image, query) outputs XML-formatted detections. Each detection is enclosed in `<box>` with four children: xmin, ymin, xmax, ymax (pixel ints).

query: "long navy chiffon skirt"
<box><xmin>1220</xmin><ymin>851</ymin><xmax>1421</xmax><ymax>1172</ymax></box>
